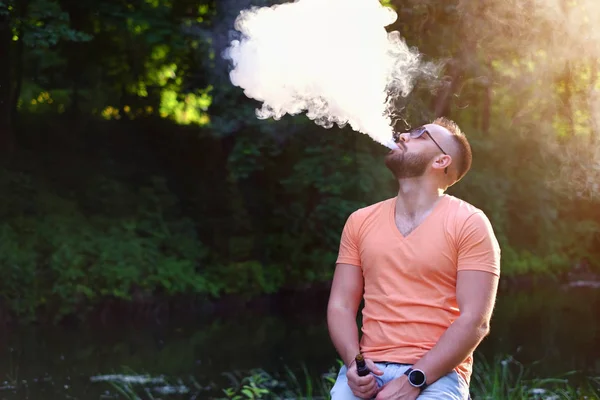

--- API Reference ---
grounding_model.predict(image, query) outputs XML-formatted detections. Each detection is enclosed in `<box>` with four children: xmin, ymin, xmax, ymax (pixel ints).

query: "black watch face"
<box><xmin>409</xmin><ymin>369</ymin><xmax>426</xmax><ymax>386</ymax></box>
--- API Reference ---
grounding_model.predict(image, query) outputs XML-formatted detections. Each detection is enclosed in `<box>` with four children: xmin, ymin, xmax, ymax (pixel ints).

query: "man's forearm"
<box><xmin>412</xmin><ymin>315</ymin><xmax>489</xmax><ymax>384</ymax></box>
<box><xmin>327</xmin><ymin>306</ymin><xmax>361</xmax><ymax>367</ymax></box>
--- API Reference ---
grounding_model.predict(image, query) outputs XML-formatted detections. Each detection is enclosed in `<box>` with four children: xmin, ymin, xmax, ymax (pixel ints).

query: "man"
<box><xmin>327</xmin><ymin>117</ymin><xmax>501</xmax><ymax>400</ymax></box>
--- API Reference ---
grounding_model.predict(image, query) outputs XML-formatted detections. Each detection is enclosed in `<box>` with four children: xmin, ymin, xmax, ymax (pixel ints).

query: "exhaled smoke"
<box><xmin>223</xmin><ymin>0</ymin><xmax>439</xmax><ymax>149</ymax></box>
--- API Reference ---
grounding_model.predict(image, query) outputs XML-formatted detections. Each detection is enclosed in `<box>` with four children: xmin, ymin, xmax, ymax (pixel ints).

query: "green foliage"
<box><xmin>1</xmin><ymin>0</ymin><xmax>600</xmax><ymax>320</ymax></box>
<box><xmin>449</xmin><ymin>123</ymin><xmax>600</xmax><ymax>278</ymax></box>
<box><xmin>218</xmin><ymin>362</ymin><xmax>600</xmax><ymax>399</ymax></box>
<box><xmin>22</xmin><ymin>0</ymin><xmax>92</xmax><ymax>48</ymax></box>
<box><xmin>103</xmin><ymin>360</ymin><xmax>600</xmax><ymax>400</ymax></box>
<box><xmin>0</xmin><ymin>168</ymin><xmax>210</xmax><ymax>321</ymax></box>
<box><xmin>221</xmin><ymin>370</ymin><xmax>274</xmax><ymax>400</ymax></box>
<box><xmin>207</xmin><ymin>261</ymin><xmax>285</xmax><ymax>297</ymax></box>
<box><xmin>470</xmin><ymin>355</ymin><xmax>600</xmax><ymax>400</ymax></box>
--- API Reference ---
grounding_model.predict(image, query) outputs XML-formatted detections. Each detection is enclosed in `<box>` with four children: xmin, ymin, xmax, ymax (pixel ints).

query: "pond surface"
<box><xmin>0</xmin><ymin>284</ymin><xmax>598</xmax><ymax>399</ymax></box>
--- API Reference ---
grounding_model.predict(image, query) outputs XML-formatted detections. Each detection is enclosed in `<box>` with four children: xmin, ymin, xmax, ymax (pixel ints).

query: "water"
<box><xmin>0</xmin><ymin>285</ymin><xmax>598</xmax><ymax>399</ymax></box>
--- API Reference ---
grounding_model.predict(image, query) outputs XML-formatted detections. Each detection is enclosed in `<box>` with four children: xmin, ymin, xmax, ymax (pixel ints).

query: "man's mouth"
<box><xmin>391</xmin><ymin>142</ymin><xmax>406</xmax><ymax>151</ymax></box>
<box><xmin>388</xmin><ymin>146</ymin><xmax>404</xmax><ymax>155</ymax></box>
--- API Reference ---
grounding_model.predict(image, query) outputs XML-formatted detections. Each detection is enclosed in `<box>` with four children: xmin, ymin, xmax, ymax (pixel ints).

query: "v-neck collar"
<box><xmin>388</xmin><ymin>195</ymin><xmax>448</xmax><ymax>240</ymax></box>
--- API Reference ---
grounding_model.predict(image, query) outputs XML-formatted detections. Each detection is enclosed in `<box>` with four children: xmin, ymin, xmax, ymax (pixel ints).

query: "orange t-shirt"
<box><xmin>336</xmin><ymin>195</ymin><xmax>501</xmax><ymax>383</ymax></box>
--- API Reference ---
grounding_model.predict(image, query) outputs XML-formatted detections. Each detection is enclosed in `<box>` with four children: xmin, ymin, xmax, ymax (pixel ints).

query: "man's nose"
<box><xmin>398</xmin><ymin>132</ymin><xmax>410</xmax><ymax>142</ymax></box>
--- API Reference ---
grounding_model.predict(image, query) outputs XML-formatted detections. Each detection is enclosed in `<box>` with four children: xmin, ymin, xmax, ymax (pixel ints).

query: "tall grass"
<box><xmin>470</xmin><ymin>355</ymin><xmax>599</xmax><ymax>399</ymax></box>
<box><xmin>105</xmin><ymin>357</ymin><xmax>599</xmax><ymax>400</ymax></box>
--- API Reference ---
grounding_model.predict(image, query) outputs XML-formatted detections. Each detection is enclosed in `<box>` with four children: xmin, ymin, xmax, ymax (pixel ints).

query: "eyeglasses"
<box><xmin>393</xmin><ymin>126</ymin><xmax>448</xmax><ymax>174</ymax></box>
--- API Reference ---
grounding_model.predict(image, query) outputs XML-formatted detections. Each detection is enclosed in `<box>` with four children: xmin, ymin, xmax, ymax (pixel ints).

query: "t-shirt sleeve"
<box><xmin>456</xmin><ymin>211</ymin><xmax>501</xmax><ymax>276</ymax></box>
<box><xmin>336</xmin><ymin>212</ymin><xmax>362</xmax><ymax>267</ymax></box>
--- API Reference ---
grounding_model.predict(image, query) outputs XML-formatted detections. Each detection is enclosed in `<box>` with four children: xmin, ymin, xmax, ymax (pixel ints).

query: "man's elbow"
<box><xmin>327</xmin><ymin>301</ymin><xmax>358</xmax><ymax>323</ymax></box>
<box><xmin>327</xmin><ymin>302</ymin><xmax>352</xmax><ymax>316</ymax></box>
<box><xmin>463</xmin><ymin>314</ymin><xmax>491</xmax><ymax>338</ymax></box>
<box><xmin>477</xmin><ymin>321</ymin><xmax>491</xmax><ymax>338</ymax></box>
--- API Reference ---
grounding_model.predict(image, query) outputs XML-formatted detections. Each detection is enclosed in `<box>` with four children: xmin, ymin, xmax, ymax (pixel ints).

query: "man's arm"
<box><xmin>327</xmin><ymin>263</ymin><xmax>364</xmax><ymax>367</ymax></box>
<box><xmin>411</xmin><ymin>269</ymin><xmax>499</xmax><ymax>383</ymax></box>
<box><xmin>329</xmin><ymin>263</ymin><xmax>383</xmax><ymax>399</ymax></box>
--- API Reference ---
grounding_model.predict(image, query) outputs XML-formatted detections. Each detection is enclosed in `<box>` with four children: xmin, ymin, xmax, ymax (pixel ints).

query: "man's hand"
<box><xmin>347</xmin><ymin>358</ymin><xmax>383</xmax><ymax>399</ymax></box>
<box><xmin>374</xmin><ymin>375</ymin><xmax>419</xmax><ymax>400</ymax></box>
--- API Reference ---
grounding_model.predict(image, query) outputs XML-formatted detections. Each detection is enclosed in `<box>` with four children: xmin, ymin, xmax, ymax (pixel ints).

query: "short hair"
<box><xmin>432</xmin><ymin>117</ymin><xmax>472</xmax><ymax>182</ymax></box>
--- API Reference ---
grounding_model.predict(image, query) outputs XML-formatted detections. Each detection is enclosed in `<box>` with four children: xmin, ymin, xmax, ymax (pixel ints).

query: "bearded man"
<box><xmin>327</xmin><ymin>117</ymin><xmax>501</xmax><ymax>400</ymax></box>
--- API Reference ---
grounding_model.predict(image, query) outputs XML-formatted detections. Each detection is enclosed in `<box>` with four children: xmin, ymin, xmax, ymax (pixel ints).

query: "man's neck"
<box><xmin>395</xmin><ymin>177</ymin><xmax>445</xmax><ymax>219</ymax></box>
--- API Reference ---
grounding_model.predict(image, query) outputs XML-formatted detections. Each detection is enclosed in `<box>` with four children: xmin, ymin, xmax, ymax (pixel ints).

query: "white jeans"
<box><xmin>330</xmin><ymin>362</ymin><xmax>470</xmax><ymax>400</ymax></box>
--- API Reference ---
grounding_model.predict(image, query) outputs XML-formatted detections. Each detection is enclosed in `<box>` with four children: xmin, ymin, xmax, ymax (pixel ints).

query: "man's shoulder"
<box><xmin>349</xmin><ymin>197</ymin><xmax>395</xmax><ymax>222</ymax></box>
<box><xmin>445</xmin><ymin>195</ymin><xmax>496</xmax><ymax>234</ymax></box>
<box><xmin>445</xmin><ymin>195</ymin><xmax>487</xmax><ymax>219</ymax></box>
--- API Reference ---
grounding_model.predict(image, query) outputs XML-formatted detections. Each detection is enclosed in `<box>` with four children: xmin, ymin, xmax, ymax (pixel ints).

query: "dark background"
<box><xmin>0</xmin><ymin>0</ymin><xmax>598</xmax><ymax>325</ymax></box>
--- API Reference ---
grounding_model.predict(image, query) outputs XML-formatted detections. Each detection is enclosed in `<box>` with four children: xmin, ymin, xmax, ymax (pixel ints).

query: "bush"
<box><xmin>0</xmin><ymin>168</ymin><xmax>209</xmax><ymax>321</ymax></box>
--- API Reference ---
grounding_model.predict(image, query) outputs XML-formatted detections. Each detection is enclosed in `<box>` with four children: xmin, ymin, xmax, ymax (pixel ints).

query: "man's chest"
<box><xmin>358</xmin><ymin>224</ymin><xmax>458</xmax><ymax>283</ymax></box>
<box><xmin>394</xmin><ymin>217</ymin><xmax>422</xmax><ymax>237</ymax></box>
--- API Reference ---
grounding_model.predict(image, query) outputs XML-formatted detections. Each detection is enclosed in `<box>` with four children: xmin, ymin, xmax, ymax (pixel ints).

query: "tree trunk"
<box><xmin>589</xmin><ymin>59</ymin><xmax>598</xmax><ymax>145</ymax></box>
<box><xmin>63</xmin><ymin>0</ymin><xmax>85</xmax><ymax>119</ymax></box>
<box><xmin>0</xmin><ymin>9</ymin><xmax>14</xmax><ymax>154</ymax></box>
<box><xmin>561</xmin><ymin>62</ymin><xmax>575</xmax><ymax>138</ymax></box>
<box><xmin>10</xmin><ymin>0</ymin><xmax>28</xmax><ymax>129</ymax></box>
<box><xmin>481</xmin><ymin>63</ymin><xmax>492</xmax><ymax>135</ymax></box>
<box><xmin>559</xmin><ymin>0</ymin><xmax>575</xmax><ymax>139</ymax></box>
<box><xmin>433</xmin><ymin>59</ymin><xmax>462</xmax><ymax>118</ymax></box>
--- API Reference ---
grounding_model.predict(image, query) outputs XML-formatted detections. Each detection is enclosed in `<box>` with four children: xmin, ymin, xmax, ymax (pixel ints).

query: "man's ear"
<box><xmin>434</xmin><ymin>154</ymin><xmax>452</xmax><ymax>171</ymax></box>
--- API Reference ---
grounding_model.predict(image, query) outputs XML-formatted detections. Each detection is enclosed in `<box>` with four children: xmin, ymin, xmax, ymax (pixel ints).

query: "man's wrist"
<box><xmin>347</xmin><ymin>358</ymin><xmax>356</xmax><ymax>368</ymax></box>
<box><xmin>404</xmin><ymin>367</ymin><xmax>428</xmax><ymax>390</ymax></box>
<box><xmin>344</xmin><ymin>351</ymin><xmax>360</xmax><ymax>368</ymax></box>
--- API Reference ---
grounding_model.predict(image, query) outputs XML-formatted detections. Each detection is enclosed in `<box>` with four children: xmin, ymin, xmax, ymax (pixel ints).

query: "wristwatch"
<box><xmin>404</xmin><ymin>368</ymin><xmax>428</xmax><ymax>390</ymax></box>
